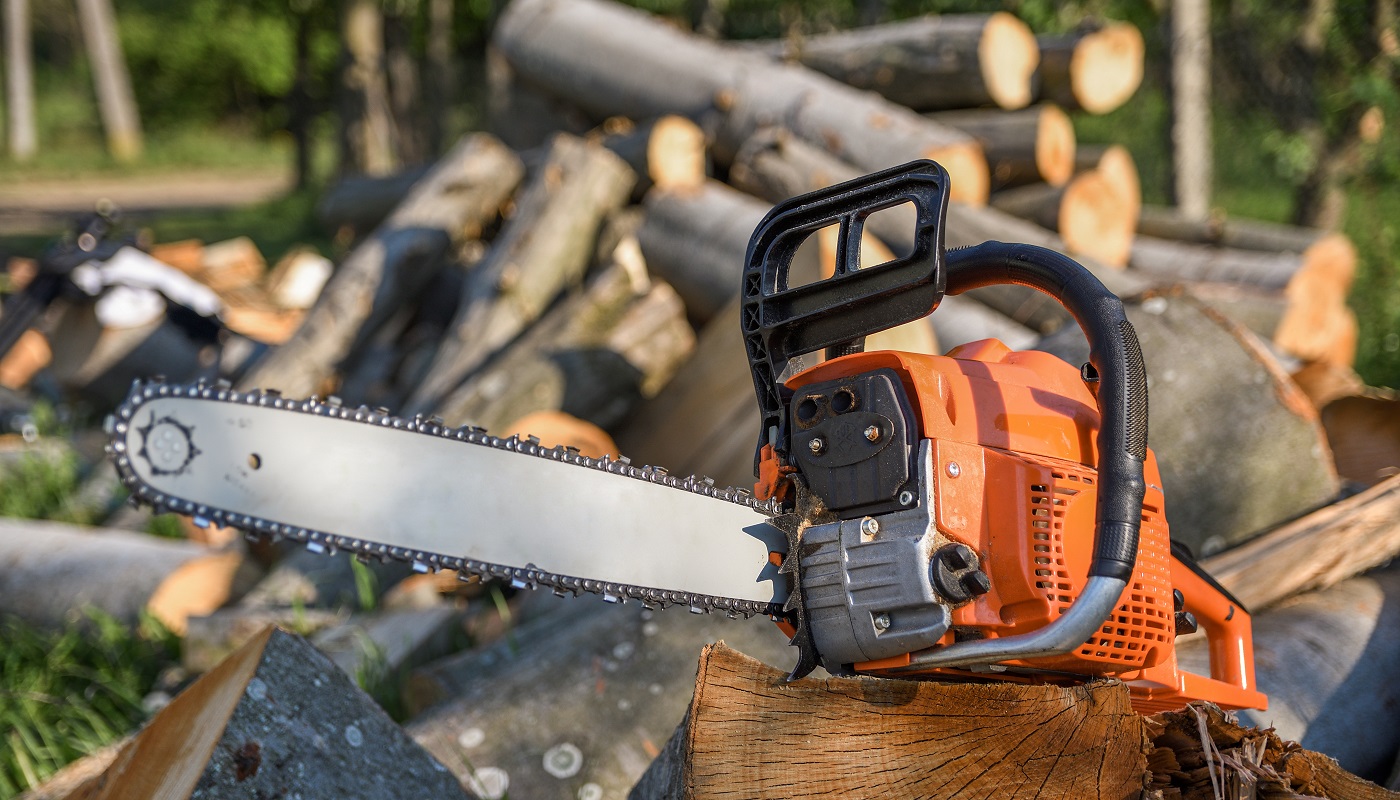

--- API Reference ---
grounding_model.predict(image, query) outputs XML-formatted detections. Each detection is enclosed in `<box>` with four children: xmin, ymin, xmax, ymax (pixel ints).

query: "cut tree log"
<box><xmin>1319</xmin><ymin>391</ymin><xmax>1400</xmax><ymax>486</ymax></box>
<box><xmin>928</xmin><ymin>104</ymin><xmax>1076</xmax><ymax>188</ymax></box>
<box><xmin>237</xmin><ymin>546</ymin><xmax>414</xmax><ymax>612</ymax></box>
<box><xmin>504</xmin><ymin>411</ymin><xmax>619</xmax><ymax>459</ymax></box>
<box><xmin>58</xmin><ymin>627</ymin><xmax>470</xmax><ymax>800</ymax></box>
<box><xmin>239</xmin><ymin>134</ymin><xmax>524</xmax><ymax>399</ymax></box>
<box><xmin>631</xmin><ymin>643</ymin><xmax>1145</xmax><ymax>800</ymax></box>
<box><xmin>45</xmin><ymin>303</ymin><xmax>208</xmax><ymax>409</ymax></box>
<box><xmin>635</xmin><ymin>180</ymin><xmax>771</xmax><ymax>326</ymax></box>
<box><xmin>1188</xmin><ymin>281</ymin><xmax>1359</xmax><ymax>368</ymax></box>
<box><xmin>311</xmin><ymin>604</ymin><xmax>462</xmax><ymax>684</ymax></box>
<box><xmin>1035</xmin><ymin>289</ymin><xmax>1340</xmax><ymax>556</ymax></box>
<box><xmin>183</xmin><ymin>606</ymin><xmax>344</xmax><ymax>673</ymax></box>
<box><xmin>315</xmin><ymin>166</ymin><xmax>431</xmax><ymax>232</ymax></box>
<box><xmin>1137</xmin><ymin>204</ymin><xmax>1356</xmax><ymax>255</ymax></box>
<box><xmin>406</xmin><ymin>133</ymin><xmax>635</xmax><ymax>414</ymax></box>
<box><xmin>0</xmin><ymin>517</ymin><xmax>248</xmax><ymax>634</ymax></box>
<box><xmin>432</xmin><ymin>254</ymin><xmax>694</xmax><ymax>431</ymax></box>
<box><xmin>1202</xmin><ymin>471</ymin><xmax>1400</xmax><ymax>614</ymax></box>
<box><xmin>753</xmin><ymin>13</ymin><xmax>1040</xmax><ymax>111</ymax></box>
<box><xmin>1177</xmin><ymin>565</ymin><xmax>1400</xmax><ymax>783</ymax></box>
<box><xmin>727</xmin><ymin>127</ymin><xmax>1148</xmax><ymax>334</ymax></box>
<box><xmin>991</xmin><ymin>169</ymin><xmax>1137</xmax><ymax>266</ymax></box>
<box><xmin>598</xmin><ymin>115</ymin><xmax>708</xmax><ymax>199</ymax></box>
<box><xmin>1036</xmin><ymin>22</ymin><xmax>1145</xmax><ymax>114</ymax></box>
<box><xmin>493</xmin><ymin>0</ymin><xmax>990</xmax><ymax>204</ymax></box>
<box><xmin>1075</xmin><ymin>143</ymin><xmax>1141</xmax><ymax>211</ymax></box>
<box><xmin>404</xmin><ymin>593</ymin><xmax>804</xmax><ymax>799</ymax></box>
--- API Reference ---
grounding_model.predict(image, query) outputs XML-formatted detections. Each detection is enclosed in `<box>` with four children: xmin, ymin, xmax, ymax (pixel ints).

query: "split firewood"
<box><xmin>264</xmin><ymin>247</ymin><xmax>334</xmax><ymax>311</ymax></box>
<box><xmin>315</xmin><ymin>166</ymin><xmax>431</xmax><ymax>232</ymax></box>
<box><xmin>492</xmin><ymin>0</ymin><xmax>990</xmax><ymax>204</ymax></box>
<box><xmin>183</xmin><ymin>606</ymin><xmax>344</xmax><ymax>673</ymax></box>
<box><xmin>636</xmin><ymin>180</ymin><xmax>771</xmax><ymax>326</ymax></box>
<box><xmin>1035</xmin><ymin>289</ymin><xmax>1340</xmax><ymax>556</ymax></box>
<box><xmin>1036</xmin><ymin>22</ymin><xmax>1145</xmax><ymax>114</ymax></box>
<box><xmin>0</xmin><ymin>327</ymin><xmax>50</xmax><ymax>389</ymax></box>
<box><xmin>1144</xmin><ymin>701</ymin><xmax>1400</xmax><ymax>800</ymax></box>
<box><xmin>59</xmin><ymin>627</ymin><xmax>470</xmax><ymax>800</ymax></box>
<box><xmin>405</xmin><ymin>595</ymin><xmax>804</xmax><ymax>799</ymax></box>
<box><xmin>928</xmin><ymin>104</ymin><xmax>1076</xmax><ymax>189</ymax></box>
<box><xmin>728</xmin><ymin>127</ymin><xmax>1147</xmax><ymax>335</ymax></box>
<box><xmin>1176</xmin><ymin>566</ymin><xmax>1400</xmax><ymax>784</ymax></box>
<box><xmin>598</xmin><ymin>115</ymin><xmax>708</xmax><ymax>200</ymax></box>
<box><xmin>147</xmin><ymin>239</ymin><xmax>204</xmax><ymax>273</ymax></box>
<box><xmin>239</xmin><ymin>133</ymin><xmax>524</xmax><ymax>399</ymax></box>
<box><xmin>990</xmin><ymin>169</ymin><xmax>1136</xmax><ymax>267</ymax></box>
<box><xmin>434</xmin><ymin>254</ymin><xmax>693</xmax><ymax>432</ymax></box>
<box><xmin>216</xmin><ymin>286</ymin><xmax>305</xmax><ymax>345</ymax></box>
<box><xmin>0</xmin><ymin>517</ymin><xmax>249</xmax><ymax>634</ymax></box>
<box><xmin>405</xmin><ymin>133</ymin><xmax>635</xmax><ymax>415</ymax></box>
<box><xmin>1291</xmin><ymin>361</ymin><xmax>1368</xmax><ymax>409</ymax></box>
<box><xmin>753</xmin><ymin>13</ymin><xmax>1040</xmax><ymax>112</ymax></box>
<box><xmin>197</xmin><ymin>236</ymin><xmax>265</xmax><ymax>292</ymax></box>
<box><xmin>633</xmin><ymin>643</ymin><xmax>1145</xmax><ymax>800</ymax></box>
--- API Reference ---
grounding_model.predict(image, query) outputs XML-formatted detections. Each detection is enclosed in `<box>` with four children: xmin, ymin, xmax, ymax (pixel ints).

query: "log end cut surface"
<box><xmin>980</xmin><ymin>12</ymin><xmax>1040</xmax><ymax>110</ymax></box>
<box><xmin>1070</xmin><ymin>23</ymin><xmax>1144</xmax><ymax>114</ymax></box>
<box><xmin>1060</xmin><ymin>169</ymin><xmax>1134</xmax><ymax>267</ymax></box>
<box><xmin>672</xmin><ymin>643</ymin><xmax>1146</xmax><ymax>799</ymax></box>
<box><xmin>1036</xmin><ymin>104</ymin><xmax>1076</xmax><ymax>187</ymax></box>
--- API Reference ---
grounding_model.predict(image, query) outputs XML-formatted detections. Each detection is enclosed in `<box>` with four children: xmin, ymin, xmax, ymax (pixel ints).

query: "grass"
<box><xmin>0</xmin><ymin>611</ymin><xmax>179</xmax><ymax>798</ymax></box>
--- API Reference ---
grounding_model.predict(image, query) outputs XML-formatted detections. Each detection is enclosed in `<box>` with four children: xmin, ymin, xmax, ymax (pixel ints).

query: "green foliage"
<box><xmin>145</xmin><ymin>514</ymin><xmax>187</xmax><ymax>540</ymax></box>
<box><xmin>0</xmin><ymin>610</ymin><xmax>179</xmax><ymax>797</ymax></box>
<box><xmin>350</xmin><ymin>557</ymin><xmax>380</xmax><ymax>613</ymax></box>
<box><xmin>352</xmin><ymin>635</ymin><xmax>408</xmax><ymax>721</ymax></box>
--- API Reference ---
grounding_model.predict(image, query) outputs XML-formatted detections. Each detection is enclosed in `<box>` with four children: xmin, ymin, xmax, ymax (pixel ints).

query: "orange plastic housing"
<box><xmin>783</xmin><ymin>339</ymin><xmax>1266</xmax><ymax>712</ymax></box>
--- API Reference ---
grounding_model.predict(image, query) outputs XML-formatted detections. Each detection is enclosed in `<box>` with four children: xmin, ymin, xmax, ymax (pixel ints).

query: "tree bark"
<box><xmin>1170</xmin><ymin>0</ymin><xmax>1213</xmax><ymax>219</ymax></box>
<box><xmin>240</xmin><ymin>134</ymin><xmax>523</xmax><ymax>399</ymax></box>
<box><xmin>1138</xmin><ymin>204</ymin><xmax>1356</xmax><ymax>254</ymax></box>
<box><xmin>4</xmin><ymin>0</ymin><xmax>36</xmax><ymax>161</ymax></box>
<box><xmin>928</xmin><ymin>104</ymin><xmax>1076</xmax><ymax>189</ymax></box>
<box><xmin>64</xmin><ymin>628</ymin><xmax>470</xmax><ymax>800</ymax></box>
<box><xmin>1187</xmin><ymin>281</ymin><xmax>1358</xmax><ymax>368</ymax></box>
<box><xmin>752</xmin><ymin>13</ymin><xmax>1039</xmax><ymax>111</ymax></box>
<box><xmin>484</xmin><ymin>46</ymin><xmax>593</xmax><ymax>151</ymax></box>
<box><xmin>425</xmin><ymin>0</ymin><xmax>454</xmax><ymax>157</ymax></box>
<box><xmin>1129</xmin><ymin>232</ymin><xmax>1350</xmax><ymax>291</ymax></box>
<box><xmin>492</xmin><ymin>0</ymin><xmax>990</xmax><ymax>205</ymax></box>
<box><xmin>1035</xmin><ymin>289</ymin><xmax>1341</xmax><ymax>556</ymax></box>
<box><xmin>1036</xmin><ymin>22</ymin><xmax>1145</xmax><ymax>114</ymax></box>
<box><xmin>632</xmin><ymin>643</ymin><xmax>1146</xmax><ymax>800</ymax></box>
<box><xmin>599</xmin><ymin>115</ymin><xmax>708</xmax><ymax>200</ymax></box>
<box><xmin>434</xmin><ymin>257</ymin><xmax>695</xmax><ymax>431</ymax></box>
<box><xmin>990</xmin><ymin>170</ymin><xmax>1136</xmax><ymax>267</ymax></box>
<box><xmin>406</xmin><ymin>134</ymin><xmax>635</xmax><ymax>414</ymax></box>
<box><xmin>315</xmin><ymin>166</ymin><xmax>432</xmax><ymax>232</ymax></box>
<box><xmin>0</xmin><ymin>517</ymin><xmax>247</xmax><ymax>635</ymax></box>
<box><xmin>383</xmin><ymin>7</ymin><xmax>425</xmax><ymax>166</ymax></box>
<box><xmin>75</xmin><ymin>0</ymin><xmax>142</xmax><ymax>161</ymax></box>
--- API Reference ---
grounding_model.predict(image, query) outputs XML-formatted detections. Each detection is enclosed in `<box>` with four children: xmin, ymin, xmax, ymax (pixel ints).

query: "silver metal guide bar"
<box><xmin>107</xmin><ymin>379</ymin><xmax>790</xmax><ymax>618</ymax></box>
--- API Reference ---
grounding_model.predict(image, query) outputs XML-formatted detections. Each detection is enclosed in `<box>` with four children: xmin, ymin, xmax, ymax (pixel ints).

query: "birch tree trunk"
<box><xmin>4</xmin><ymin>0</ymin><xmax>36</xmax><ymax>161</ymax></box>
<box><xmin>1170</xmin><ymin>0</ymin><xmax>1212</xmax><ymax>219</ymax></box>
<box><xmin>75</xmin><ymin>0</ymin><xmax>142</xmax><ymax>161</ymax></box>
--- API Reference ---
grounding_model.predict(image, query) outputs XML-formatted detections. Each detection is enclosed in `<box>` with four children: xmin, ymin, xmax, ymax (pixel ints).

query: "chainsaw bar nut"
<box><xmin>930</xmin><ymin>543</ymin><xmax>992</xmax><ymax>604</ymax></box>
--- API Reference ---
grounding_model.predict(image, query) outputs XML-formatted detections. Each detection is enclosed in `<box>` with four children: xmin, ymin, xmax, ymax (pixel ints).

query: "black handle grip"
<box><xmin>741</xmin><ymin>160</ymin><xmax>950</xmax><ymax>459</ymax></box>
<box><xmin>944</xmin><ymin>242</ymin><xmax>1148</xmax><ymax>581</ymax></box>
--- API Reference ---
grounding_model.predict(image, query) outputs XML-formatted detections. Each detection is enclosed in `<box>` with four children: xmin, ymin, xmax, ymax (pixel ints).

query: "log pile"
<box><xmin>5</xmin><ymin>0</ymin><xmax>1399</xmax><ymax>798</ymax></box>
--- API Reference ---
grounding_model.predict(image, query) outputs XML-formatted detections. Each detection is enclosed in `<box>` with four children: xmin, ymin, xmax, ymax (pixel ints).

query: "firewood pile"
<box><xmin>3</xmin><ymin>0</ymin><xmax>1400</xmax><ymax>798</ymax></box>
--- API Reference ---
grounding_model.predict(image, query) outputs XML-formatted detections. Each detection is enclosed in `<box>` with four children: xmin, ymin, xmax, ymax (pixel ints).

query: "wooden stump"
<box><xmin>631</xmin><ymin>643</ymin><xmax>1146</xmax><ymax>800</ymax></box>
<box><xmin>1036</xmin><ymin>22</ymin><xmax>1145</xmax><ymax>114</ymax></box>
<box><xmin>929</xmin><ymin>104</ymin><xmax>1077</xmax><ymax>189</ymax></box>
<box><xmin>756</xmin><ymin>13</ymin><xmax>1040</xmax><ymax>111</ymax></box>
<box><xmin>57</xmin><ymin>627</ymin><xmax>470</xmax><ymax>800</ymax></box>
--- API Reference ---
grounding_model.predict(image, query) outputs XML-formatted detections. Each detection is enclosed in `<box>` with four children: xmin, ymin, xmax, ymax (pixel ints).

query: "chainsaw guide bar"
<box><xmin>107</xmin><ymin>378</ymin><xmax>792</xmax><ymax>620</ymax></box>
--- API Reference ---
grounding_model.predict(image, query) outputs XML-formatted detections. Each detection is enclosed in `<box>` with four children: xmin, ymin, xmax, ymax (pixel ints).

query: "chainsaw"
<box><xmin>106</xmin><ymin>160</ymin><xmax>1266</xmax><ymax>714</ymax></box>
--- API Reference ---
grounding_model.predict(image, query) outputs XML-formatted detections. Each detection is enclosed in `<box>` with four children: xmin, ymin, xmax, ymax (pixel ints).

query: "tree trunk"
<box><xmin>632</xmin><ymin>644</ymin><xmax>1146</xmax><ymax>800</ymax></box>
<box><xmin>1036</xmin><ymin>22</ymin><xmax>1145</xmax><ymax>114</ymax></box>
<box><xmin>240</xmin><ymin>134</ymin><xmax>523</xmax><ymax>399</ymax></box>
<box><xmin>635</xmin><ymin>180</ymin><xmax>771</xmax><ymax>326</ymax></box>
<box><xmin>339</xmin><ymin>0</ymin><xmax>397</xmax><ymax>176</ymax></box>
<box><xmin>289</xmin><ymin>10</ymin><xmax>314</xmax><ymax>189</ymax></box>
<box><xmin>405</xmin><ymin>134</ymin><xmax>635</xmax><ymax>414</ymax></box>
<box><xmin>1170</xmin><ymin>0</ymin><xmax>1213</xmax><ymax>219</ymax></box>
<box><xmin>425</xmin><ymin>0</ymin><xmax>453</xmax><ymax>157</ymax></box>
<box><xmin>599</xmin><ymin>115</ymin><xmax>708</xmax><ymax>200</ymax></box>
<box><xmin>492</xmin><ymin>0</ymin><xmax>990</xmax><ymax>205</ymax></box>
<box><xmin>928</xmin><ymin>104</ymin><xmax>1076</xmax><ymax>189</ymax></box>
<box><xmin>74</xmin><ymin>0</ymin><xmax>142</xmax><ymax>161</ymax></box>
<box><xmin>434</xmin><ymin>257</ymin><xmax>695</xmax><ymax>431</ymax></box>
<box><xmin>1034</xmin><ymin>289</ymin><xmax>1341</xmax><ymax>556</ymax></box>
<box><xmin>752</xmin><ymin>13</ymin><xmax>1039</xmax><ymax>111</ymax></box>
<box><xmin>64</xmin><ymin>628</ymin><xmax>470</xmax><ymax>800</ymax></box>
<box><xmin>383</xmin><ymin>7</ymin><xmax>425</xmax><ymax>166</ymax></box>
<box><xmin>990</xmin><ymin>170</ymin><xmax>1136</xmax><ymax>267</ymax></box>
<box><xmin>4</xmin><ymin>0</ymin><xmax>36</xmax><ymax>161</ymax></box>
<box><xmin>0</xmin><ymin>517</ymin><xmax>247</xmax><ymax>635</ymax></box>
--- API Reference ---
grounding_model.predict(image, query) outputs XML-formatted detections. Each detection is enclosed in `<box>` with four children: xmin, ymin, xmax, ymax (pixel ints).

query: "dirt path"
<box><xmin>0</xmin><ymin>170</ymin><xmax>294</xmax><ymax>234</ymax></box>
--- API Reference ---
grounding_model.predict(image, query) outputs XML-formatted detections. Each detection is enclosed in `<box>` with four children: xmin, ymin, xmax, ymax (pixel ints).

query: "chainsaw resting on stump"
<box><xmin>107</xmin><ymin>160</ymin><xmax>1266</xmax><ymax>714</ymax></box>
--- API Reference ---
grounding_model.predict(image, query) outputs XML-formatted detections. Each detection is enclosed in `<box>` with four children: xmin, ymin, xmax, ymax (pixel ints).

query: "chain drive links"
<box><xmin>107</xmin><ymin>378</ymin><xmax>789</xmax><ymax>620</ymax></box>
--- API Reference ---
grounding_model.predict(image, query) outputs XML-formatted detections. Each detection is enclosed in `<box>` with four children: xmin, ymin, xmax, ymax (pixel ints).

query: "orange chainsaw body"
<box><xmin>765</xmin><ymin>338</ymin><xmax>1267</xmax><ymax>713</ymax></box>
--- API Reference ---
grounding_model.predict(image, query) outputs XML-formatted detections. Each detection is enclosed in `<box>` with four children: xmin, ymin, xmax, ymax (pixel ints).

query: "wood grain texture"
<box><xmin>1201</xmin><ymin>473</ymin><xmax>1400</xmax><ymax>611</ymax></box>
<box><xmin>641</xmin><ymin>643</ymin><xmax>1147</xmax><ymax>800</ymax></box>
